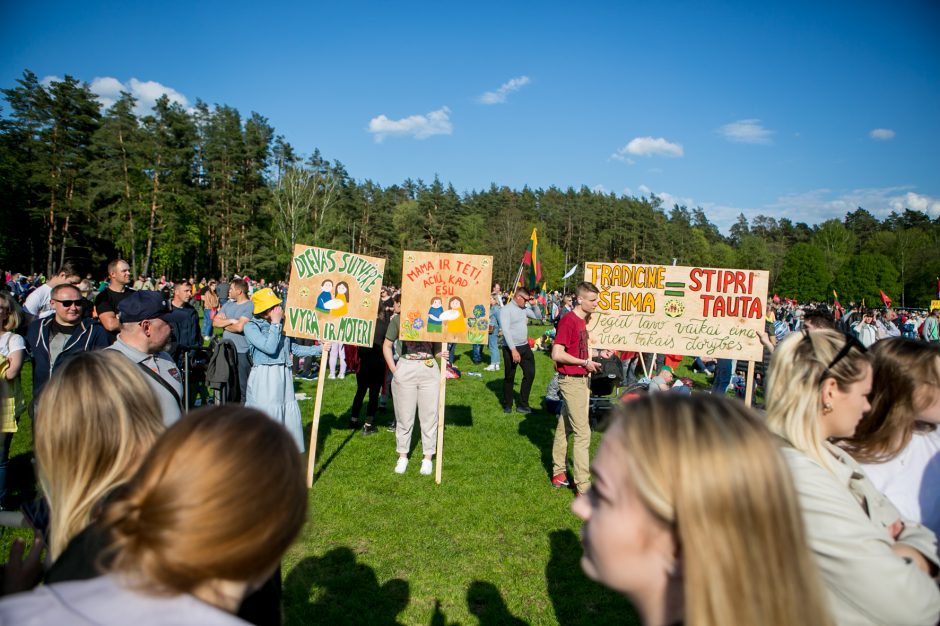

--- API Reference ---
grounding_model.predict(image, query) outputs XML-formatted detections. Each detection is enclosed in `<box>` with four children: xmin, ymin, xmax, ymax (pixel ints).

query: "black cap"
<box><xmin>118</xmin><ymin>290</ymin><xmax>174</xmax><ymax>323</ymax></box>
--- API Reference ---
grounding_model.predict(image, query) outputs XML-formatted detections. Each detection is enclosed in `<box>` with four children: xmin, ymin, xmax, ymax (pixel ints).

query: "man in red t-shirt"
<box><xmin>550</xmin><ymin>281</ymin><xmax>603</xmax><ymax>496</ymax></box>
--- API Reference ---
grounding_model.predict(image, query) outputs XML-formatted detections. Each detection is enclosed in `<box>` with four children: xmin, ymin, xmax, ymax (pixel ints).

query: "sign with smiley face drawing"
<box><xmin>285</xmin><ymin>244</ymin><xmax>385</xmax><ymax>347</ymax></box>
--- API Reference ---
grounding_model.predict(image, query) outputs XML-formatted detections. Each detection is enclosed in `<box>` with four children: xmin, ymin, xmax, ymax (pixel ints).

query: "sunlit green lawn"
<box><xmin>2</xmin><ymin>324</ymin><xmax>742</xmax><ymax>624</ymax></box>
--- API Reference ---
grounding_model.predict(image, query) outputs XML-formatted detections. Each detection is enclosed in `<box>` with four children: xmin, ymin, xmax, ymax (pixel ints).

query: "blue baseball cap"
<box><xmin>118</xmin><ymin>290</ymin><xmax>175</xmax><ymax>323</ymax></box>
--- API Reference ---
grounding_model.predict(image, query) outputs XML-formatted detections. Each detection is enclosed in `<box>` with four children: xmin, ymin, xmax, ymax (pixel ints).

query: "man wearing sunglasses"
<box><xmin>26</xmin><ymin>283</ymin><xmax>111</xmax><ymax>402</ymax></box>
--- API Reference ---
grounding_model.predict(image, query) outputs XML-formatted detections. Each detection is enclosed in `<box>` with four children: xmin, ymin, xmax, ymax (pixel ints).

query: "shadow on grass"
<box><xmin>283</xmin><ymin>547</ymin><xmax>409</xmax><ymax>626</ymax></box>
<box><xmin>467</xmin><ymin>580</ymin><xmax>529</xmax><ymax>625</ymax></box>
<box><xmin>546</xmin><ymin>529</ymin><xmax>638</xmax><ymax>625</ymax></box>
<box><xmin>312</xmin><ymin>427</ymin><xmax>357</xmax><ymax>484</ymax></box>
<box><xmin>517</xmin><ymin>409</ymin><xmax>557</xmax><ymax>477</ymax></box>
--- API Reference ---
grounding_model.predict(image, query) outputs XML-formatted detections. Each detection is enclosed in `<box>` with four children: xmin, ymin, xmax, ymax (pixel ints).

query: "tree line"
<box><xmin>1</xmin><ymin>70</ymin><xmax>938</xmax><ymax>307</ymax></box>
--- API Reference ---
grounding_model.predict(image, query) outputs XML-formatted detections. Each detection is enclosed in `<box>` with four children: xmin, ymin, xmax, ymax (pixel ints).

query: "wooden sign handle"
<box><xmin>434</xmin><ymin>356</ymin><xmax>448</xmax><ymax>484</ymax></box>
<box><xmin>743</xmin><ymin>360</ymin><xmax>755</xmax><ymax>407</ymax></box>
<box><xmin>306</xmin><ymin>350</ymin><xmax>329</xmax><ymax>487</ymax></box>
<box><xmin>638</xmin><ymin>352</ymin><xmax>650</xmax><ymax>379</ymax></box>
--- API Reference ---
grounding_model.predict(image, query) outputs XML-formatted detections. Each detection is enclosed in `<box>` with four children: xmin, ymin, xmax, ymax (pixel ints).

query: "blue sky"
<box><xmin>3</xmin><ymin>0</ymin><xmax>938</xmax><ymax>230</ymax></box>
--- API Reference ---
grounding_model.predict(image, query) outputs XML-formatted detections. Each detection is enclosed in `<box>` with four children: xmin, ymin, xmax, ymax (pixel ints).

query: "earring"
<box><xmin>823</xmin><ymin>402</ymin><xmax>833</xmax><ymax>414</ymax></box>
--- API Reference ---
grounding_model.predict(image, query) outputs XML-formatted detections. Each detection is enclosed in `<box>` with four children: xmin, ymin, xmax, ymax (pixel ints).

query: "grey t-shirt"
<box><xmin>221</xmin><ymin>300</ymin><xmax>255</xmax><ymax>353</ymax></box>
<box><xmin>107</xmin><ymin>337</ymin><xmax>183</xmax><ymax>426</ymax></box>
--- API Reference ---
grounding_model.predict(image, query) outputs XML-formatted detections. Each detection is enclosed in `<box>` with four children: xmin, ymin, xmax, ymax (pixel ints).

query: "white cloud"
<box><xmin>368</xmin><ymin>106</ymin><xmax>453</xmax><ymax>142</ymax></box>
<box><xmin>637</xmin><ymin>184</ymin><xmax>651</xmax><ymax>194</ymax></box>
<box><xmin>718</xmin><ymin>119</ymin><xmax>774</xmax><ymax>144</ymax></box>
<box><xmin>478</xmin><ymin>76</ymin><xmax>531</xmax><ymax>104</ymax></box>
<box><xmin>764</xmin><ymin>186</ymin><xmax>940</xmax><ymax>221</ymax></box>
<box><xmin>869</xmin><ymin>128</ymin><xmax>896</xmax><ymax>140</ymax></box>
<box><xmin>612</xmin><ymin>136</ymin><xmax>684</xmax><ymax>160</ymax></box>
<box><xmin>41</xmin><ymin>75</ymin><xmax>191</xmax><ymax>116</ymax></box>
<box><xmin>591</xmin><ymin>184</ymin><xmax>608</xmax><ymax>194</ymax></box>
<box><xmin>889</xmin><ymin>191</ymin><xmax>940</xmax><ymax>216</ymax></box>
<box><xmin>39</xmin><ymin>75</ymin><xmax>61</xmax><ymax>87</ymax></box>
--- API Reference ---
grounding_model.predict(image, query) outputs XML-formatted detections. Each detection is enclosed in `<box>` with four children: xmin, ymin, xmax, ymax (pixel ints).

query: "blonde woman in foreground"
<box><xmin>766</xmin><ymin>329</ymin><xmax>940</xmax><ymax>626</ymax></box>
<box><xmin>573</xmin><ymin>393</ymin><xmax>833</xmax><ymax>626</ymax></box>
<box><xmin>0</xmin><ymin>406</ymin><xmax>307</xmax><ymax>625</ymax></box>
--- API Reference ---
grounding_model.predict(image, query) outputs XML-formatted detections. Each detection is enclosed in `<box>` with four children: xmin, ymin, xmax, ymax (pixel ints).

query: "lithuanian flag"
<box><xmin>519</xmin><ymin>228</ymin><xmax>542</xmax><ymax>291</ymax></box>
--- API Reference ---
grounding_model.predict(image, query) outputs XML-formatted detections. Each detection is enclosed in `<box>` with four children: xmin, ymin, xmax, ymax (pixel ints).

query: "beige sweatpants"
<box><xmin>552</xmin><ymin>375</ymin><xmax>591</xmax><ymax>493</ymax></box>
<box><xmin>392</xmin><ymin>359</ymin><xmax>440</xmax><ymax>456</ymax></box>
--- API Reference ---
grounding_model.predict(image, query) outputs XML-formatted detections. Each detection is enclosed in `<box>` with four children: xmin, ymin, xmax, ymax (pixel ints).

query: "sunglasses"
<box><xmin>803</xmin><ymin>330</ymin><xmax>867</xmax><ymax>382</ymax></box>
<box><xmin>53</xmin><ymin>299</ymin><xmax>83</xmax><ymax>308</ymax></box>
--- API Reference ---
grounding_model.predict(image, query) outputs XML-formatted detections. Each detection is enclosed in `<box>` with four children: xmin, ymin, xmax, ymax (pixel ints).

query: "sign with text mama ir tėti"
<box><xmin>583</xmin><ymin>263</ymin><xmax>770</xmax><ymax>361</ymax></box>
<box><xmin>399</xmin><ymin>251</ymin><xmax>494</xmax><ymax>345</ymax></box>
<box><xmin>284</xmin><ymin>244</ymin><xmax>385</xmax><ymax>347</ymax></box>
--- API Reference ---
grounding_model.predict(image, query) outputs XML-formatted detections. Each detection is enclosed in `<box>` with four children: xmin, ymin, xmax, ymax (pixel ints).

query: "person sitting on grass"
<box><xmin>0</xmin><ymin>406</ymin><xmax>307</xmax><ymax>626</ymax></box>
<box><xmin>572</xmin><ymin>393</ymin><xmax>834</xmax><ymax>626</ymax></box>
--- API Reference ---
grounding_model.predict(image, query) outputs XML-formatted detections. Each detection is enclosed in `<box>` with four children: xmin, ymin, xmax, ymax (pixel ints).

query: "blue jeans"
<box><xmin>201</xmin><ymin>306</ymin><xmax>214</xmax><ymax>338</ymax></box>
<box><xmin>488</xmin><ymin>331</ymin><xmax>501</xmax><ymax>366</ymax></box>
<box><xmin>0</xmin><ymin>432</ymin><xmax>13</xmax><ymax>507</ymax></box>
<box><xmin>471</xmin><ymin>343</ymin><xmax>483</xmax><ymax>363</ymax></box>
<box><xmin>711</xmin><ymin>359</ymin><xmax>733</xmax><ymax>395</ymax></box>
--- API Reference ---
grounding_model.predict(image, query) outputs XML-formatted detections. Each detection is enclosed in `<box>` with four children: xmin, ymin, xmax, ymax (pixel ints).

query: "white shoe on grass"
<box><xmin>394</xmin><ymin>457</ymin><xmax>408</xmax><ymax>474</ymax></box>
<box><xmin>420</xmin><ymin>459</ymin><xmax>433</xmax><ymax>475</ymax></box>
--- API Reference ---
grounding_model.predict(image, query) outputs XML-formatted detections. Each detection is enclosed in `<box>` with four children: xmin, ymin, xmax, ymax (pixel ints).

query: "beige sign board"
<box><xmin>284</xmin><ymin>244</ymin><xmax>385</xmax><ymax>347</ymax></box>
<box><xmin>399</xmin><ymin>251</ymin><xmax>494</xmax><ymax>344</ymax></box>
<box><xmin>583</xmin><ymin>262</ymin><xmax>770</xmax><ymax>361</ymax></box>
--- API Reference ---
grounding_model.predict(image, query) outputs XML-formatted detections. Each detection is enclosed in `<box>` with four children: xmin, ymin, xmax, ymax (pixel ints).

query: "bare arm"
<box><xmin>3</xmin><ymin>349</ymin><xmax>23</xmax><ymax>380</ymax></box>
<box><xmin>383</xmin><ymin>338</ymin><xmax>397</xmax><ymax>374</ymax></box>
<box><xmin>551</xmin><ymin>343</ymin><xmax>601</xmax><ymax>372</ymax></box>
<box><xmin>98</xmin><ymin>311</ymin><xmax>120</xmax><ymax>332</ymax></box>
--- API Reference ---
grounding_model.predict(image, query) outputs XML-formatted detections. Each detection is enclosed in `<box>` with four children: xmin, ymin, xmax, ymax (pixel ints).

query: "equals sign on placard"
<box><xmin>664</xmin><ymin>281</ymin><xmax>685</xmax><ymax>297</ymax></box>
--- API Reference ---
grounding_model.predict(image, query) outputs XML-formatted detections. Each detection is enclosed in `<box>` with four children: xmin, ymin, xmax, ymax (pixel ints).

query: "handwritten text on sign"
<box><xmin>400</xmin><ymin>251</ymin><xmax>494</xmax><ymax>345</ymax></box>
<box><xmin>284</xmin><ymin>245</ymin><xmax>385</xmax><ymax>347</ymax></box>
<box><xmin>584</xmin><ymin>263</ymin><xmax>770</xmax><ymax>361</ymax></box>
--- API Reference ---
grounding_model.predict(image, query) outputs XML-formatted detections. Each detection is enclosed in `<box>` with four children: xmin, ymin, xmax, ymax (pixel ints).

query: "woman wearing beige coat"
<box><xmin>766</xmin><ymin>329</ymin><xmax>940</xmax><ymax>626</ymax></box>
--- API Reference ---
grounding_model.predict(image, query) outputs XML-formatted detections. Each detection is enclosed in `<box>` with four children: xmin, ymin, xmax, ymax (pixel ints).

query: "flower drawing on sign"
<box><xmin>299</xmin><ymin>287</ymin><xmax>310</xmax><ymax>298</ymax></box>
<box><xmin>406</xmin><ymin>254</ymin><xmax>416</xmax><ymax>265</ymax></box>
<box><xmin>361</xmin><ymin>297</ymin><xmax>371</xmax><ymax>309</ymax></box>
<box><xmin>664</xmin><ymin>299</ymin><xmax>685</xmax><ymax>318</ymax></box>
<box><xmin>412</xmin><ymin>318</ymin><xmax>424</xmax><ymax>330</ymax></box>
<box><xmin>472</xmin><ymin>304</ymin><xmax>486</xmax><ymax>318</ymax></box>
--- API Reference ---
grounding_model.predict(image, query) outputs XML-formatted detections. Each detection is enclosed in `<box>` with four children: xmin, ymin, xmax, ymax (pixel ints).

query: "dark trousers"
<box><xmin>712</xmin><ymin>358</ymin><xmax>733</xmax><ymax>395</ymax></box>
<box><xmin>352</xmin><ymin>352</ymin><xmax>385</xmax><ymax>421</ymax></box>
<box><xmin>503</xmin><ymin>344</ymin><xmax>535</xmax><ymax>409</ymax></box>
<box><xmin>236</xmin><ymin>352</ymin><xmax>251</xmax><ymax>403</ymax></box>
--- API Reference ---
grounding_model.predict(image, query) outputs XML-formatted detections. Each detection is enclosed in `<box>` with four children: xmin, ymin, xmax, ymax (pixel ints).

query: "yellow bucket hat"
<box><xmin>251</xmin><ymin>288</ymin><xmax>282</xmax><ymax>315</ymax></box>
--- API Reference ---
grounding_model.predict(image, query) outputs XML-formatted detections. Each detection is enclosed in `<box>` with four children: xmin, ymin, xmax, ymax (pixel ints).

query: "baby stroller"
<box><xmin>589</xmin><ymin>354</ymin><xmax>623</xmax><ymax>430</ymax></box>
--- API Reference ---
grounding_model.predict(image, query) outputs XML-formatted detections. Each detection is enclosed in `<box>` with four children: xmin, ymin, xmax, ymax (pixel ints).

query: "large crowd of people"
<box><xmin>1</xmin><ymin>261</ymin><xmax>939</xmax><ymax>625</ymax></box>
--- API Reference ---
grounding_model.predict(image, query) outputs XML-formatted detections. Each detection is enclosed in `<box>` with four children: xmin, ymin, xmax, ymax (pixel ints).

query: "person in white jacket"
<box><xmin>766</xmin><ymin>329</ymin><xmax>940</xmax><ymax>626</ymax></box>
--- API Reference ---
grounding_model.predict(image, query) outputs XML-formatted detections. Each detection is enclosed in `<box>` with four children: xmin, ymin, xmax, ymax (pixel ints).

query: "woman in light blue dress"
<box><xmin>243</xmin><ymin>288</ymin><xmax>328</xmax><ymax>451</ymax></box>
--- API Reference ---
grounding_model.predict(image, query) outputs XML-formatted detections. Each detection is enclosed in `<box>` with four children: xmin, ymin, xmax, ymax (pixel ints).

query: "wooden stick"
<box><xmin>744</xmin><ymin>360</ymin><xmax>755</xmax><ymax>407</ymax></box>
<box><xmin>638</xmin><ymin>352</ymin><xmax>650</xmax><ymax>379</ymax></box>
<box><xmin>434</xmin><ymin>355</ymin><xmax>448</xmax><ymax>484</ymax></box>
<box><xmin>306</xmin><ymin>350</ymin><xmax>329</xmax><ymax>488</ymax></box>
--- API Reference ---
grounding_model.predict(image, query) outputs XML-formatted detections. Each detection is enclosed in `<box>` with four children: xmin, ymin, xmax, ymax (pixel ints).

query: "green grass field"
<box><xmin>2</xmin><ymin>324</ymin><xmax>736</xmax><ymax>624</ymax></box>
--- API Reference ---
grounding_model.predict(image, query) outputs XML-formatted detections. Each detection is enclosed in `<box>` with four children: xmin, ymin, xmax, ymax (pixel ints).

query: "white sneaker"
<box><xmin>420</xmin><ymin>459</ymin><xmax>433</xmax><ymax>475</ymax></box>
<box><xmin>328</xmin><ymin>373</ymin><xmax>336</xmax><ymax>380</ymax></box>
<box><xmin>484</xmin><ymin>364</ymin><xmax>498</xmax><ymax>371</ymax></box>
<box><xmin>338</xmin><ymin>373</ymin><xmax>345</xmax><ymax>379</ymax></box>
<box><xmin>394</xmin><ymin>457</ymin><xmax>409</xmax><ymax>474</ymax></box>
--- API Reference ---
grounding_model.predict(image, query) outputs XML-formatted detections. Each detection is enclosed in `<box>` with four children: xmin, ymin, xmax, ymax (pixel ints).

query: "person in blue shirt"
<box><xmin>243</xmin><ymin>288</ymin><xmax>329</xmax><ymax>451</ymax></box>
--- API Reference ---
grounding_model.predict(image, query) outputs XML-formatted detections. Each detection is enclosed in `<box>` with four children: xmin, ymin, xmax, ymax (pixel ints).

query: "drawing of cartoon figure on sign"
<box><xmin>329</xmin><ymin>281</ymin><xmax>349</xmax><ymax>317</ymax></box>
<box><xmin>426</xmin><ymin>297</ymin><xmax>444</xmax><ymax>333</ymax></box>
<box><xmin>315</xmin><ymin>279</ymin><xmax>333</xmax><ymax>314</ymax></box>
<box><xmin>442</xmin><ymin>296</ymin><xmax>468</xmax><ymax>334</ymax></box>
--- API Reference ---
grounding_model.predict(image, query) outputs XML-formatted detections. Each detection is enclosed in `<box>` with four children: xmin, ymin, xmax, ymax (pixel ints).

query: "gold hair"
<box><xmin>100</xmin><ymin>406</ymin><xmax>306</xmax><ymax>594</ymax></box>
<box><xmin>35</xmin><ymin>350</ymin><xmax>165</xmax><ymax>560</ymax></box>
<box><xmin>841</xmin><ymin>338</ymin><xmax>940</xmax><ymax>463</ymax></box>
<box><xmin>613</xmin><ymin>394</ymin><xmax>833</xmax><ymax>626</ymax></box>
<box><xmin>0</xmin><ymin>292</ymin><xmax>21</xmax><ymax>332</ymax></box>
<box><xmin>765</xmin><ymin>329</ymin><xmax>871</xmax><ymax>472</ymax></box>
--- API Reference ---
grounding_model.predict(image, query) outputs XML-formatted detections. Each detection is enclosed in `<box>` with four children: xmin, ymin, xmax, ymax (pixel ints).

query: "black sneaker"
<box><xmin>503</xmin><ymin>406</ymin><xmax>513</xmax><ymax>414</ymax></box>
<box><xmin>516</xmin><ymin>406</ymin><xmax>533</xmax><ymax>414</ymax></box>
<box><xmin>362</xmin><ymin>423</ymin><xmax>378</xmax><ymax>436</ymax></box>
<box><xmin>349</xmin><ymin>417</ymin><xmax>360</xmax><ymax>430</ymax></box>
<box><xmin>386</xmin><ymin>420</ymin><xmax>397</xmax><ymax>432</ymax></box>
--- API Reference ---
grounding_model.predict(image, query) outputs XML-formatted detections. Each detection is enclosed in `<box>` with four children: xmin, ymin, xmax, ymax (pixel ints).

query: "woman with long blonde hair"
<box><xmin>1</xmin><ymin>406</ymin><xmax>306</xmax><ymax>625</ymax></box>
<box><xmin>840</xmin><ymin>337</ymin><xmax>940</xmax><ymax>536</ymax></box>
<box><xmin>35</xmin><ymin>350</ymin><xmax>165</xmax><ymax>560</ymax></box>
<box><xmin>766</xmin><ymin>329</ymin><xmax>940</xmax><ymax>626</ymax></box>
<box><xmin>573</xmin><ymin>393</ymin><xmax>833</xmax><ymax>626</ymax></box>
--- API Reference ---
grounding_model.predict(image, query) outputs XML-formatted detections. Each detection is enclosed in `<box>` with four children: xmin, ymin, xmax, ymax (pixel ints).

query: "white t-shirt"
<box><xmin>23</xmin><ymin>284</ymin><xmax>54</xmax><ymax>319</ymax></box>
<box><xmin>861</xmin><ymin>429</ymin><xmax>940</xmax><ymax>538</ymax></box>
<box><xmin>0</xmin><ymin>331</ymin><xmax>25</xmax><ymax>359</ymax></box>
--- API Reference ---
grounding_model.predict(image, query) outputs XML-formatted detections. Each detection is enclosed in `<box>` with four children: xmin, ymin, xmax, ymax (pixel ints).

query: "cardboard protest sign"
<box><xmin>931</xmin><ymin>300</ymin><xmax>940</xmax><ymax>312</ymax></box>
<box><xmin>284</xmin><ymin>244</ymin><xmax>385</xmax><ymax>347</ymax></box>
<box><xmin>399</xmin><ymin>251</ymin><xmax>494</xmax><ymax>345</ymax></box>
<box><xmin>583</xmin><ymin>263</ymin><xmax>770</xmax><ymax>361</ymax></box>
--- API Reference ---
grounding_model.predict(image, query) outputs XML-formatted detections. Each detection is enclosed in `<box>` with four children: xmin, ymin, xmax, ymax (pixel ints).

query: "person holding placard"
<box><xmin>550</xmin><ymin>281</ymin><xmax>603</xmax><ymax>496</ymax></box>
<box><xmin>383</xmin><ymin>294</ymin><xmax>448</xmax><ymax>476</ymax></box>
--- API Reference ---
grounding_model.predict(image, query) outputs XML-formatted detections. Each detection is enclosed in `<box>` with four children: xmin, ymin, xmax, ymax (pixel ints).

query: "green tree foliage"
<box><xmin>776</xmin><ymin>243</ymin><xmax>830</xmax><ymax>301</ymax></box>
<box><xmin>2</xmin><ymin>68</ymin><xmax>939</xmax><ymax>307</ymax></box>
